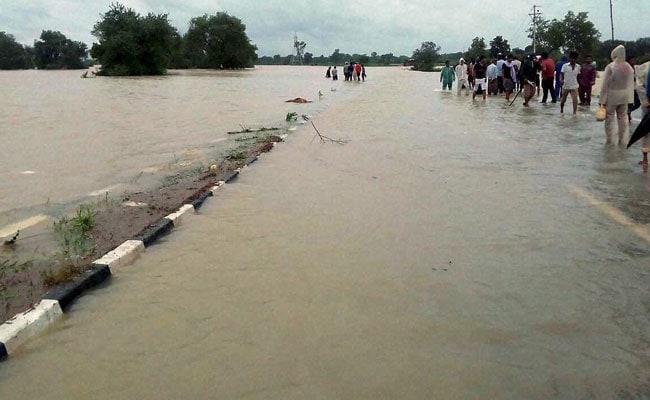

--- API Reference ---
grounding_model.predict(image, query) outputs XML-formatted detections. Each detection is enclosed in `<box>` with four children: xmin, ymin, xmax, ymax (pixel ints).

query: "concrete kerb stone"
<box><xmin>0</xmin><ymin>300</ymin><xmax>63</xmax><ymax>358</ymax></box>
<box><xmin>42</xmin><ymin>264</ymin><xmax>112</xmax><ymax>310</ymax></box>
<box><xmin>209</xmin><ymin>181</ymin><xmax>226</xmax><ymax>195</ymax></box>
<box><xmin>223</xmin><ymin>169</ymin><xmax>240</xmax><ymax>183</ymax></box>
<box><xmin>133</xmin><ymin>218</ymin><xmax>174</xmax><ymax>247</ymax></box>
<box><xmin>0</xmin><ymin>134</ymin><xmax>285</xmax><ymax>361</ymax></box>
<box><xmin>93</xmin><ymin>239</ymin><xmax>145</xmax><ymax>273</ymax></box>
<box><xmin>190</xmin><ymin>192</ymin><xmax>211</xmax><ymax>210</ymax></box>
<box><xmin>166</xmin><ymin>204</ymin><xmax>195</xmax><ymax>225</ymax></box>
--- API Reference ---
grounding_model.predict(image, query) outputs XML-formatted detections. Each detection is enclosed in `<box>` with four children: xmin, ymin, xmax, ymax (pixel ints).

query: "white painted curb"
<box><xmin>93</xmin><ymin>240</ymin><xmax>145</xmax><ymax>272</ymax></box>
<box><xmin>0</xmin><ymin>300</ymin><xmax>63</xmax><ymax>354</ymax></box>
<box><xmin>209</xmin><ymin>181</ymin><xmax>226</xmax><ymax>195</ymax></box>
<box><xmin>165</xmin><ymin>204</ymin><xmax>195</xmax><ymax>224</ymax></box>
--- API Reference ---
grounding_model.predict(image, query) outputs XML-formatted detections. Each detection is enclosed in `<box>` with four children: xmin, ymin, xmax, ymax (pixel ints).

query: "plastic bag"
<box><xmin>595</xmin><ymin>105</ymin><xmax>606</xmax><ymax>121</ymax></box>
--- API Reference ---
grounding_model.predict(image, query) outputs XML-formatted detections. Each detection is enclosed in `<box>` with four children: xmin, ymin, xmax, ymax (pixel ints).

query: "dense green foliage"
<box><xmin>33</xmin><ymin>30</ymin><xmax>87</xmax><ymax>69</ymax></box>
<box><xmin>528</xmin><ymin>11</ymin><xmax>600</xmax><ymax>57</ymax></box>
<box><xmin>411</xmin><ymin>41</ymin><xmax>441</xmax><ymax>71</ymax></box>
<box><xmin>183</xmin><ymin>13</ymin><xmax>257</xmax><ymax>69</ymax></box>
<box><xmin>464</xmin><ymin>37</ymin><xmax>488</xmax><ymax>63</ymax></box>
<box><xmin>91</xmin><ymin>3</ymin><xmax>178</xmax><ymax>75</ymax></box>
<box><xmin>0</xmin><ymin>32</ymin><xmax>32</xmax><ymax>69</ymax></box>
<box><xmin>489</xmin><ymin>36</ymin><xmax>511</xmax><ymax>58</ymax></box>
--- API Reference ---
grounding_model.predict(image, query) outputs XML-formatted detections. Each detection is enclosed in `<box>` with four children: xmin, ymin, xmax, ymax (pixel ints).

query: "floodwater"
<box><xmin>0</xmin><ymin>66</ymin><xmax>350</xmax><ymax>235</ymax></box>
<box><xmin>2</xmin><ymin>67</ymin><xmax>650</xmax><ymax>398</ymax></box>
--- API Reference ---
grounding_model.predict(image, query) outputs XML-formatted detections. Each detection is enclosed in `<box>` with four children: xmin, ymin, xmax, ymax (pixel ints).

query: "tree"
<box><xmin>0</xmin><ymin>32</ymin><xmax>32</xmax><ymax>69</ymax></box>
<box><xmin>358</xmin><ymin>54</ymin><xmax>370</xmax><ymax>65</ymax></box>
<box><xmin>184</xmin><ymin>12</ymin><xmax>257</xmax><ymax>69</ymax></box>
<box><xmin>330</xmin><ymin>48</ymin><xmax>342</xmax><ymax>65</ymax></box>
<box><xmin>303</xmin><ymin>52</ymin><xmax>313</xmax><ymax>65</ymax></box>
<box><xmin>562</xmin><ymin>11</ymin><xmax>600</xmax><ymax>56</ymax></box>
<box><xmin>33</xmin><ymin>30</ymin><xmax>87</xmax><ymax>69</ymax></box>
<box><xmin>529</xmin><ymin>11</ymin><xmax>600</xmax><ymax>56</ymax></box>
<box><xmin>465</xmin><ymin>37</ymin><xmax>487</xmax><ymax>63</ymax></box>
<box><xmin>91</xmin><ymin>3</ymin><xmax>177</xmax><ymax>75</ymax></box>
<box><xmin>489</xmin><ymin>35</ymin><xmax>510</xmax><ymax>58</ymax></box>
<box><xmin>411</xmin><ymin>42</ymin><xmax>440</xmax><ymax>71</ymax></box>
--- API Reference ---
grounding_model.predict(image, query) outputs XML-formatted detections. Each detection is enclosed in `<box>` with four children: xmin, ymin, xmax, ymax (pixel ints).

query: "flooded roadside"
<box><xmin>2</xmin><ymin>67</ymin><xmax>650</xmax><ymax>398</ymax></box>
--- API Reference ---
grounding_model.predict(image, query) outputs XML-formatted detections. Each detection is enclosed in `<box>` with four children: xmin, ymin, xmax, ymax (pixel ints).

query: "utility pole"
<box><xmin>609</xmin><ymin>0</ymin><xmax>615</xmax><ymax>41</ymax></box>
<box><xmin>529</xmin><ymin>5</ymin><xmax>542</xmax><ymax>53</ymax></box>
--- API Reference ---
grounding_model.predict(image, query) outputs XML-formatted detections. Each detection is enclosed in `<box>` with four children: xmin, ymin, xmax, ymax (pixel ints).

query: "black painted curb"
<box><xmin>133</xmin><ymin>218</ymin><xmax>174</xmax><ymax>247</ymax></box>
<box><xmin>42</xmin><ymin>265</ymin><xmax>112</xmax><ymax>310</ymax></box>
<box><xmin>0</xmin><ymin>135</ymin><xmax>284</xmax><ymax>361</ymax></box>
<box><xmin>244</xmin><ymin>155</ymin><xmax>259</xmax><ymax>166</ymax></box>
<box><xmin>190</xmin><ymin>191</ymin><xmax>211</xmax><ymax>210</ymax></box>
<box><xmin>223</xmin><ymin>169</ymin><xmax>240</xmax><ymax>183</ymax></box>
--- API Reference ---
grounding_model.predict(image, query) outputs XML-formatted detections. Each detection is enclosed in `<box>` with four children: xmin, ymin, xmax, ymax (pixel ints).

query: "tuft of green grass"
<box><xmin>50</xmin><ymin>204</ymin><xmax>96</xmax><ymax>284</ymax></box>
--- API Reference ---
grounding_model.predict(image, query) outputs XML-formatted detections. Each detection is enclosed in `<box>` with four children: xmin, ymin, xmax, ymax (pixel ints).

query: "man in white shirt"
<box><xmin>560</xmin><ymin>51</ymin><xmax>581</xmax><ymax>115</ymax></box>
<box><xmin>496</xmin><ymin>53</ymin><xmax>505</xmax><ymax>93</ymax></box>
<box><xmin>486</xmin><ymin>58</ymin><xmax>498</xmax><ymax>95</ymax></box>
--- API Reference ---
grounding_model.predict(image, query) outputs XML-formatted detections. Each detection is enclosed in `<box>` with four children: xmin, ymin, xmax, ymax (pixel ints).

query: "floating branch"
<box><xmin>306</xmin><ymin>117</ymin><xmax>349</xmax><ymax>145</ymax></box>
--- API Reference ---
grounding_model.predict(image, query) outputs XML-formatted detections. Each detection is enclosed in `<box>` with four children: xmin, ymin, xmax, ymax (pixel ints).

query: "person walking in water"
<box><xmin>578</xmin><ymin>55</ymin><xmax>597</xmax><ymax>106</ymax></box>
<box><xmin>520</xmin><ymin>54</ymin><xmax>538</xmax><ymax>107</ymax></box>
<box><xmin>540</xmin><ymin>52</ymin><xmax>556</xmax><ymax>103</ymax></box>
<box><xmin>331</xmin><ymin>66</ymin><xmax>338</xmax><ymax>81</ymax></box>
<box><xmin>487</xmin><ymin>58</ymin><xmax>498</xmax><ymax>95</ymax></box>
<box><xmin>440</xmin><ymin>61</ymin><xmax>455</xmax><ymax>91</ymax></box>
<box><xmin>325</xmin><ymin>66</ymin><xmax>331</xmax><ymax>78</ymax></box>
<box><xmin>472</xmin><ymin>55</ymin><xmax>487</xmax><ymax>100</ymax></box>
<box><xmin>555</xmin><ymin>55</ymin><xmax>568</xmax><ymax>100</ymax></box>
<box><xmin>599</xmin><ymin>45</ymin><xmax>635</xmax><ymax>145</ymax></box>
<box><xmin>502</xmin><ymin>54</ymin><xmax>518</xmax><ymax>102</ymax></box>
<box><xmin>455</xmin><ymin>58</ymin><xmax>469</xmax><ymax>95</ymax></box>
<box><xmin>560</xmin><ymin>52</ymin><xmax>581</xmax><ymax>115</ymax></box>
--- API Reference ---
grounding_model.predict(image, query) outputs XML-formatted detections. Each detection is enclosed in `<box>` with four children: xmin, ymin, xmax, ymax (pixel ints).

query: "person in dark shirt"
<box><xmin>472</xmin><ymin>55</ymin><xmax>487</xmax><ymax>100</ymax></box>
<box><xmin>520</xmin><ymin>54</ymin><xmax>539</xmax><ymax>107</ymax></box>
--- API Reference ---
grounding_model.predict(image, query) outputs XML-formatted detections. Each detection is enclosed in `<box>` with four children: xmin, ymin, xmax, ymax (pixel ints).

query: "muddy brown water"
<box><xmin>2</xmin><ymin>67</ymin><xmax>650</xmax><ymax>398</ymax></box>
<box><xmin>0</xmin><ymin>66</ymin><xmax>349</xmax><ymax>236</ymax></box>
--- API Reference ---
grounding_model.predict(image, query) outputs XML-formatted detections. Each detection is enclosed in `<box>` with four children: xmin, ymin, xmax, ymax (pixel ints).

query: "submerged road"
<box><xmin>2</xmin><ymin>68</ymin><xmax>650</xmax><ymax>399</ymax></box>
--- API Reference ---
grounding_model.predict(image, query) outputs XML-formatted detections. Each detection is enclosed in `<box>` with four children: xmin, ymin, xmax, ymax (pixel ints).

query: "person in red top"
<box><xmin>354</xmin><ymin>62</ymin><xmax>362</xmax><ymax>81</ymax></box>
<box><xmin>578</xmin><ymin>55</ymin><xmax>597</xmax><ymax>106</ymax></box>
<box><xmin>540</xmin><ymin>52</ymin><xmax>556</xmax><ymax>103</ymax></box>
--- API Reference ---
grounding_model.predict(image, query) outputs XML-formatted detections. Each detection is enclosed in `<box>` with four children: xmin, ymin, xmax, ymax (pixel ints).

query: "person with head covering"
<box><xmin>440</xmin><ymin>60</ymin><xmax>455</xmax><ymax>91</ymax></box>
<box><xmin>455</xmin><ymin>58</ymin><xmax>469</xmax><ymax>95</ymax></box>
<box><xmin>502</xmin><ymin>54</ymin><xmax>518</xmax><ymax>102</ymax></box>
<box><xmin>599</xmin><ymin>45</ymin><xmax>635</xmax><ymax>145</ymax></box>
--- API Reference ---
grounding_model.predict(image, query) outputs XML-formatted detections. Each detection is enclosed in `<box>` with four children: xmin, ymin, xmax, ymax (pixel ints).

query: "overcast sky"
<box><xmin>0</xmin><ymin>0</ymin><xmax>646</xmax><ymax>57</ymax></box>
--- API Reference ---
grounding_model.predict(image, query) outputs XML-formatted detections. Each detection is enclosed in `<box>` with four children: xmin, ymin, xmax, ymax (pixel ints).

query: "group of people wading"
<box><xmin>325</xmin><ymin>62</ymin><xmax>366</xmax><ymax>82</ymax></box>
<box><xmin>439</xmin><ymin>45</ymin><xmax>649</xmax><ymax>167</ymax></box>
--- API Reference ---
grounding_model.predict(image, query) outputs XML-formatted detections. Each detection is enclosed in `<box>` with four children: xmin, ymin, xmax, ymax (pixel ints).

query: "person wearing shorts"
<box><xmin>472</xmin><ymin>55</ymin><xmax>487</xmax><ymax>100</ymax></box>
<box><xmin>560</xmin><ymin>51</ymin><xmax>581</xmax><ymax>114</ymax></box>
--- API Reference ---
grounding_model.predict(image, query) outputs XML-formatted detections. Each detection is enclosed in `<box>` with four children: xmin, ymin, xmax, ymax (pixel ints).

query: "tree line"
<box><xmin>411</xmin><ymin>10</ymin><xmax>650</xmax><ymax>71</ymax></box>
<box><xmin>256</xmin><ymin>49</ymin><xmax>409</xmax><ymax>67</ymax></box>
<box><xmin>0</xmin><ymin>2</ymin><xmax>257</xmax><ymax>75</ymax></box>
